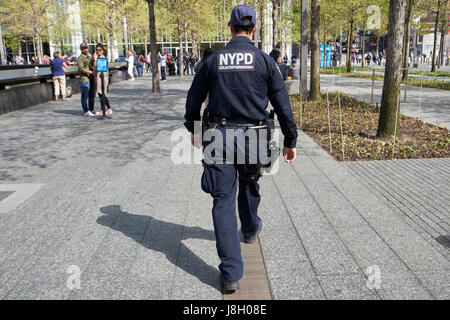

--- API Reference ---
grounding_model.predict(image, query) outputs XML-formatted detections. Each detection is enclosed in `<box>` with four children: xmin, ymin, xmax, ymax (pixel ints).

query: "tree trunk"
<box><xmin>260</xmin><ymin>0</ymin><xmax>266</xmax><ymax>51</ymax></box>
<box><xmin>431</xmin><ymin>0</ymin><xmax>441</xmax><ymax>73</ymax></box>
<box><xmin>35</xmin><ymin>32</ymin><xmax>42</xmax><ymax>63</ymax></box>
<box><xmin>18</xmin><ymin>39</ymin><xmax>23</xmax><ymax>57</ymax></box>
<box><xmin>361</xmin><ymin>26</ymin><xmax>365</xmax><ymax>68</ymax></box>
<box><xmin>376</xmin><ymin>0</ymin><xmax>406</xmax><ymax>139</ymax></box>
<box><xmin>309</xmin><ymin>0</ymin><xmax>321</xmax><ymax>101</ymax></box>
<box><xmin>346</xmin><ymin>22</ymin><xmax>353</xmax><ymax>73</ymax></box>
<box><xmin>300</xmin><ymin>0</ymin><xmax>309</xmax><ymax>94</ymax></box>
<box><xmin>376</xmin><ymin>33</ymin><xmax>379</xmax><ymax>56</ymax></box>
<box><xmin>438</xmin><ymin>26</ymin><xmax>445</xmax><ymax>68</ymax></box>
<box><xmin>402</xmin><ymin>0</ymin><xmax>414</xmax><ymax>81</ymax></box>
<box><xmin>323</xmin><ymin>30</ymin><xmax>327</xmax><ymax>70</ymax></box>
<box><xmin>147</xmin><ymin>0</ymin><xmax>160</xmax><ymax>93</ymax></box>
<box><xmin>272</xmin><ymin>0</ymin><xmax>278</xmax><ymax>49</ymax></box>
<box><xmin>184</xmin><ymin>22</ymin><xmax>188</xmax><ymax>54</ymax></box>
<box><xmin>339</xmin><ymin>28</ymin><xmax>343</xmax><ymax>65</ymax></box>
<box><xmin>178</xmin><ymin>19</ymin><xmax>184</xmax><ymax>78</ymax></box>
<box><xmin>130</xmin><ymin>31</ymin><xmax>135</xmax><ymax>52</ymax></box>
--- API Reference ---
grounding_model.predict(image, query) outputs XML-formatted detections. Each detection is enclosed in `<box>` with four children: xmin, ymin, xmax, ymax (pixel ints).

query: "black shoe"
<box><xmin>221</xmin><ymin>278</ymin><xmax>240</xmax><ymax>293</ymax></box>
<box><xmin>244</xmin><ymin>218</ymin><xmax>262</xmax><ymax>244</ymax></box>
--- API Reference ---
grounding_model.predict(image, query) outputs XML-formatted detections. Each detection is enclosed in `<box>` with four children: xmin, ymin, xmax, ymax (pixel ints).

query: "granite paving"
<box><xmin>0</xmin><ymin>73</ymin><xmax>448</xmax><ymax>299</ymax></box>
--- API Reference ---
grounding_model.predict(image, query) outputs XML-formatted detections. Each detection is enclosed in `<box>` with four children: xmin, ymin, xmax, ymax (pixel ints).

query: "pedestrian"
<box><xmin>15</xmin><ymin>55</ymin><xmax>24</xmax><ymax>65</ymax></box>
<box><xmin>277</xmin><ymin>56</ymin><xmax>289</xmax><ymax>81</ymax></box>
<box><xmin>183</xmin><ymin>51</ymin><xmax>190</xmax><ymax>75</ymax></box>
<box><xmin>43</xmin><ymin>55</ymin><xmax>50</xmax><ymax>64</ymax></box>
<box><xmin>366</xmin><ymin>52</ymin><xmax>372</xmax><ymax>66</ymax></box>
<box><xmin>146</xmin><ymin>52</ymin><xmax>152</xmax><ymax>73</ymax></box>
<box><xmin>194</xmin><ymin>48</ymin><xmax>214</xmax><ymax>74</ymax></box>
<box><xmin>93</xmin><ymin>43</ymin><xmax>113</xmax><ymax>116</ymax></box>
<box><xmin>126</xmin><ymin>51</ymin><xmax>135</xmax><ymax>81</ymax></box>
<box><xmin>50</xmin><ymin>51</ymin><xmax>66</xmax><ymax>101</ymax></box>
<box><xmin>184</xmin><ymin>4</ymin><xmax>297</xmax><ymax>293</ymax></box>
<box><xmin>189</xmin><ymin>53</ymin><xmax>197</xmax><ymax>75</ymax></box>
<box><xmin>137</xmin><ymin>53</ymin><xmax>144</xmax><ymax>77</ymax></box>
<box><xmin>289</xmin><ymin>61</ymin><xmax>299</xmax><ymax>80</ymax></box>
<box><xmin>158</xmin><ymin>51</ymin><xmax>167</xmax><ymax>81</ymax></box>
<box><xmin>77</xmin><ymin>42</ymin><xmax>97</xmax><ymax>116</ymax></box>
<box><xmin>133</xmin><ymin>51</ymin><xmax>139</xmax><ymax>78</ymax></box>
<box><xmin>291</xmin><ymin>55</ymin><xmax>297</xmax><ymax>64</ymax></box>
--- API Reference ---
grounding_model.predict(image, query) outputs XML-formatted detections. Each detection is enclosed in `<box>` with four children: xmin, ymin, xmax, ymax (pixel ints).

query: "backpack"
<box><xmin>278</xmin><ymin>63</ymin><xmax>288</xmax><ymax>81</ymax></box>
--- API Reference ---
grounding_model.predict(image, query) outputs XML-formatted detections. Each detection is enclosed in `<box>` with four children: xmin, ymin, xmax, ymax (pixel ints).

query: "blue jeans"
<box><xmin>79</xmin><ymin>81</ymin><xmax>96</xmax><ymax>113</ymax></box>
<box><xmin>137</xmin><ymin>63</ymin><xmax>144</xmax><ymax>77</ymax></box>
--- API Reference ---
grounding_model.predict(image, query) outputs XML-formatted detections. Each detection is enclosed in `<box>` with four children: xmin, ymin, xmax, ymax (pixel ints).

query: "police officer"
<box><xmin>184</xmin><ymin>4</ymin><xmax>298</xmax><ymax>293</ymax></box>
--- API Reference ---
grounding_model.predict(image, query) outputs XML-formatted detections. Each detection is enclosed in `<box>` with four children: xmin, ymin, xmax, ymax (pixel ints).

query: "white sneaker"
<box><xmin>84</xmin><ymin>111</ymin><xmax>95</xmax><ymax>117</ymax></box>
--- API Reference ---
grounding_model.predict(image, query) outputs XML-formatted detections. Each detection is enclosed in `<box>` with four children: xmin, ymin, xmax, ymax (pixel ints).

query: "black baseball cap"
<box><xmin>228</xmin><ymin>4</ymin><xmax>257</xmax><ymax>27</ymax></box>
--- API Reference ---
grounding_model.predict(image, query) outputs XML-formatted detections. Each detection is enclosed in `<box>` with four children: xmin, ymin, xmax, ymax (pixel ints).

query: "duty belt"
<box><xmin>209</xmin><ymin>116</ymin><xmax>267</xmax><ymax>128</ymax></box>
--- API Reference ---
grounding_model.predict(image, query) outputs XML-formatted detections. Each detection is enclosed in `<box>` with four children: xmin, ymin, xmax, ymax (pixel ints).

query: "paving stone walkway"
<box><xmin>0</xmin><ymin>74</ymin><xmax>448</xmax><ymax>299</ymax></box>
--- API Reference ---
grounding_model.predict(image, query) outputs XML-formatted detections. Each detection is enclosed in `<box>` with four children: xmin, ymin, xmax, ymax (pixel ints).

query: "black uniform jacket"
<box><xmin>184</xmin><ymin>36</ymin><xmax>298</xmax><ymax>148</ymax></box>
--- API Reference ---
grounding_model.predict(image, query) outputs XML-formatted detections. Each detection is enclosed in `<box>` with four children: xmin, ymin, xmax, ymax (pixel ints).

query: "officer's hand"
<box><xmin>191</xmin><ymin>133</ymin><xmax>201</xmax><ymax>149</ymax></box>
<box><xmin>283</xmin><ymin>147</ymin><xmax>296</xmax><ymax>163</ymax></box>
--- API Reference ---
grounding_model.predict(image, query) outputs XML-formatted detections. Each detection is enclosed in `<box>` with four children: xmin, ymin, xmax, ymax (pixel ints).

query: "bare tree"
<box><xmin>377</xmin><ymin>0</ymin><xmax>406</xmax><ymax>138</ymax></box>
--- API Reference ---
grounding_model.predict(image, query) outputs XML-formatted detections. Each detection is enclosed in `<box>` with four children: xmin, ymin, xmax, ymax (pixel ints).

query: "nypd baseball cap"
<box><xmin>228</xmin><ymin>4</ymin><xmax>257</xmax><ymax>27</ymax></box>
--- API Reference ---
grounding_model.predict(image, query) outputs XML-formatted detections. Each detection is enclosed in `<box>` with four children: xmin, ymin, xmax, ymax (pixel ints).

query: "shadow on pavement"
<box><xmin>97</xmin><ymin>205</ymin><xmax>221</xmax><ymax>292</ymax></box>
<box><xmin>436</xmin><ymin>235</ymin><xmax>450</xmax><ymax>249</ymax></box>
<box><xmin>53</xmin><ymin>109</ymin><xmax>83</xmax><ymax>116</ymax></box>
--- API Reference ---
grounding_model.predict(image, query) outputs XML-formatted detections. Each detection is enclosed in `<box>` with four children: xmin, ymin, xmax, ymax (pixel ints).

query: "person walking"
<box><xmin>189</xmin><ymin>53</ymin><xmax>197</xmax><ymax>75</ymax></box>
<box><xmin>183</xmin><ymin>51</ymin><xmax>190</xmax><ymax>75</ymax></box>
<box><xmin>137</xmin><ymin>53</ymin><xmax>144</xmax><ymax>77</ymax></box>
<box><xmin>93</xmin><ymin>43</ymin><xmax>113</xmax><ymax>116</ymax></box>
<box><xmin>158</xmin><ymin>51</ymin><xmax>167</xmax><ymax>81</ymax></box>
<box><xmin>194</xmin><ymin>48</ymin><xmax>214</xmax><ymax>74</ymax></box>
<box><xmin>145</xmin><ymin>52</ymin><xmax>152</xmax><ymax>73</ymax></box>
<box><xmin>184</xmin><ymin>4</ymin><xmax>297</xmax><ymax>293</ymax></box>
<box><xmin>50</xmin><ymin>51</ymin><xmax>66</xmax><ymax>101</ymax></box>
<box><xmin>277</xmin><ymin>56</ymin><xmax>289</xmax><ymax>81</ymax></box>
<box><xmin>77</xmin><ymin>43</ymin><xmax>97</xmax><ymax>116</ymax></box>
<box><xmin>126</xmin><ymin>51</ymin><xmax>135</xmax><ymax>81</ymax></box>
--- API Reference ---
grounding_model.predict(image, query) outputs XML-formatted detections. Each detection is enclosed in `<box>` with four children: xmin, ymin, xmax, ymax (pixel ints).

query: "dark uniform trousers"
<box><xmin>201</xmin><ymin>125</ymin><xmax>267</xmax><ymax>281</ymax></box>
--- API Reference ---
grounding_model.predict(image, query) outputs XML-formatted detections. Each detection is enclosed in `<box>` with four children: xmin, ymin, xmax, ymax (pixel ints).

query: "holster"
<box><xmin>263</xmin><ymin>109</ymin><xmax>279</xmax><ymax>169</ymax></box>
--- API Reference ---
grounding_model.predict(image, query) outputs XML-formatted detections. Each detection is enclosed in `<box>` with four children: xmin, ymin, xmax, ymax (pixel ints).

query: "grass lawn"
<box><xmin>290</xmin><ymin>92</ymin><xmax>449</xmax><ymax>161</ymax></box>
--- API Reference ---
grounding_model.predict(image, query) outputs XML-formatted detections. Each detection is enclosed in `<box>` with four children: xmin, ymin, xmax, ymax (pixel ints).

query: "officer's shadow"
<box><xmin>97</xmin><ymin>205</ymin><xmax>221</xmax><ymax>292</ymax></box>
